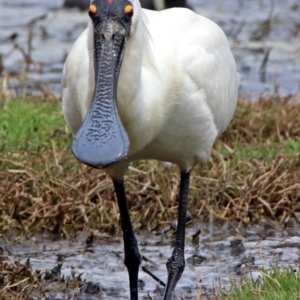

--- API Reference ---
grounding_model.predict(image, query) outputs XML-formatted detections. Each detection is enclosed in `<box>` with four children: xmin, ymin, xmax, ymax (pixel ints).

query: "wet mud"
<box><xmin>2</xmin><ymin>222</ymin><xmax>300</xmax><ymax>299</ymax></box>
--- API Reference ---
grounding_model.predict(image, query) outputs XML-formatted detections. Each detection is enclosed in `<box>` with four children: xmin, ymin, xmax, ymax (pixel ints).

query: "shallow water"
<box><xmin>0</xmin><ymin>0</ymin><xmax>299</xmax><ymax>97</ymax></box>
<box><xmin>2</xmin><ymin>222</ymin><xmax>300</xmax><ymax>299</ymax></box>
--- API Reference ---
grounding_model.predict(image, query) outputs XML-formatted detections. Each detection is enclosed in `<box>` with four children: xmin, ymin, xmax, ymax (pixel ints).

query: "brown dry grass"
<box><xmin>1</xmin><ymin>94</ymin><xmax>299</xmax><ymax>237</ymax></box>
<box><xmin>0</xmin><ymin>256</ymin><xmax>36</xmax><ymax>300</ymax></box>
<box><xmin>0</xmin><ymin>93</ymin><xmax>300</xmax><ymax>299</ymax></box>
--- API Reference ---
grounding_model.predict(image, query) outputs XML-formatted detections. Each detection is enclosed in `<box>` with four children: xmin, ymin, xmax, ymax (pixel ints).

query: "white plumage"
<box><xmin>62</xmin><ymin>1</ymin><xmax>238</xmax><ymax>299</ymax></box>
<box><xmin>62</xmin><ymin>4</ymin><xmax>238</xmax><ymax>176</ymax></box>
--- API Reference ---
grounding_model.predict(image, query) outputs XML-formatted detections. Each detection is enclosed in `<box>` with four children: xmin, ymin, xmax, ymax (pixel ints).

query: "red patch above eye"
<box><xmin>107</xmin><ymin>0</ymin><xmax>114</xmax><ymax>3</ymax></box>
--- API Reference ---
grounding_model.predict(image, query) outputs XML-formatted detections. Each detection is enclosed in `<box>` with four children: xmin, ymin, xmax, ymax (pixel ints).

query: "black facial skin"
<box><xmin>71</xmin><ymin>0</ymin><xmax>133</xmax><ymax>169</ymax></box>
<box><xmin>90</xmin><ymin>0</ymin><xmax>133</xmax><ymax>35</ymax></box>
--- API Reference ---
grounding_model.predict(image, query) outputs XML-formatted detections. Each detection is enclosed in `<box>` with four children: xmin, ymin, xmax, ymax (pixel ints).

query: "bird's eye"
<box><xmin>124</xmin><ymin>5</ymin><xmax>134</xmax><ymax>18</ymax></box>
<box><xmin>89</xmin><ymin>4</ymin><xmax>97</xmax><ymax>19</ymax></box>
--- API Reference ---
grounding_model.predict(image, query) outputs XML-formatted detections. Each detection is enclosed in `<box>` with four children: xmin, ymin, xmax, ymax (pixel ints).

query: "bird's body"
<box><xmin>62</xmin><ymin>6</ymin><xmax>238</xmax><ymax>176</ymax></box>
<box><xmin>62</xmin><ymin>1</ymin><xmax>238</xmax><ymax>299</ymax></box>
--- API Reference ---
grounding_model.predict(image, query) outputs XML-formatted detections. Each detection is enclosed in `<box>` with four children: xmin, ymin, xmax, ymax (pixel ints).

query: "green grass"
<box><xmin>0</xmin><ymin>99</ymin><xmax>71</xmax><ymax>152</ymax></box>
<box><xmin>1</xmin><ymin>98</ymin><xmax>299</xmax><ymax>162</ymax></box>
<box><xmin>220</xmin><ymin>267</ymin><xmax>300</xmax><ymax>300</ymax></box>
<box><xmin>216</xmin><ymin>138</ymin><xmax>300</xmax><ymax>165</ymax></box>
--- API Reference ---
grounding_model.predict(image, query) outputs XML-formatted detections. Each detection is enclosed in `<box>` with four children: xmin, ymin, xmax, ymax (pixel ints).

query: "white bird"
<box><xmin>61</xmin><ymin>0</ymin><xmax>239</xmax><ymax>299</ymax></box>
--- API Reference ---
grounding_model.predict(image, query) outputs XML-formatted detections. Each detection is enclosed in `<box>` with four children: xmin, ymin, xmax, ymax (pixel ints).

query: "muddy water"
<box><xmin>2</xmin><ymin>222</ymin><xmax>300</xmax><ymax>299</ymax></box>
<box><xmin>0</xmin><ymin>0</ymin><xmax>299</xmax><ymax>97</ymax></box>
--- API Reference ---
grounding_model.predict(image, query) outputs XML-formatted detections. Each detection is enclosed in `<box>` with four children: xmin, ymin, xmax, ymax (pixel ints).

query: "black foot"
<box><xmin>163</xmin><ymin>170</ymin><xmax>191</xmax><ymax>300</ymax></box>
<box><xmin>163</xmin><ymin>249</ymin><xmax>185</xmax><ymax>299</ymax></box>
<box><xmin>124</xmin><ymin>237</ymin><xmax>141</xmax><ymax>300</ymax></box>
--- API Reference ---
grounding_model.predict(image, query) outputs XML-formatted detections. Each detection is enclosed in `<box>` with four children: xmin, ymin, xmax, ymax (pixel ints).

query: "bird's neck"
<box><xmin>117</xmin><ymin>3</ymin><xmax>146</xmax><ymax>123</ymax></box>
<box><xmin>117</xmin><ymin>5</ymin><xmax>162</xmax><ymax>155</ymax></box>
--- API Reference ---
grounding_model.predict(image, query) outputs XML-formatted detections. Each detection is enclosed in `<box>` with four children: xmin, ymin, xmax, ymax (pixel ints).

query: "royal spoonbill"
<box><xmin>61</xmin><ymin>0</ymin><xmax>239</xmax><ymax>299</ymax></box>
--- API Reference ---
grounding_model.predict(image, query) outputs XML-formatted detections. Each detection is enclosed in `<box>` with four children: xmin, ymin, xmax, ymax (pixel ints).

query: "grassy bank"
<box><xmin>0</xmin><ymin>94</ymin><xmax>299</xmax><ymax>237</ymax></box>
<box><xmin>0</xmin><ymin>94</ymin><xmax>300</xmax><ymax>299</ymax></box>
<box><xmin>218</xmin><ymin>267</ymin><xmax>300</xmax><ymax>300</ymax></box>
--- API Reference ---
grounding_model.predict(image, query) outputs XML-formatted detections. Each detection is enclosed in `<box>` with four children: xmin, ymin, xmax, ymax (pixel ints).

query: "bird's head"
<box><xmin>71</xmin><ymin>0</ymin><xmax>137</xmax><ymax>169</ymax></box>
<box><xmin>88</xmin><ymin>0</ymin><xmax>134</xmax><ymax>37</ymax></box>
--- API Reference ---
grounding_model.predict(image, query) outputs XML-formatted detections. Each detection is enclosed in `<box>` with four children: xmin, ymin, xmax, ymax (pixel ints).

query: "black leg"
<box><xmin>113</xmin><ymin>179</ymin><xmax>141</xmax><ymax>300</ymax></box>
<box><xmin>163</xmin><ymin>170</ymin><xmax>191</xmax><ymax>300</ymax></box>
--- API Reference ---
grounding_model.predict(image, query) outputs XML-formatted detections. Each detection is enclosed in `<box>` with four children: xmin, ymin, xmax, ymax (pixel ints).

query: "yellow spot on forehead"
<box><xmin>124</xmin><ymin>5</ymin><xmax>133</xmax><ymax>14</ymax></box>
<box><xmin>89</xmin><ymin>4</ymin><xmax>97</xmax><ymax>14</ymax></box>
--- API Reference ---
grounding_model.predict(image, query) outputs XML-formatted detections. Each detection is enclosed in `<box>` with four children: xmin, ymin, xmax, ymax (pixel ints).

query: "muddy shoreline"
<box><xmin>2</xmin><ymin>221</ymin><xmax>300</xmax><ymax>299</ymax></box>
